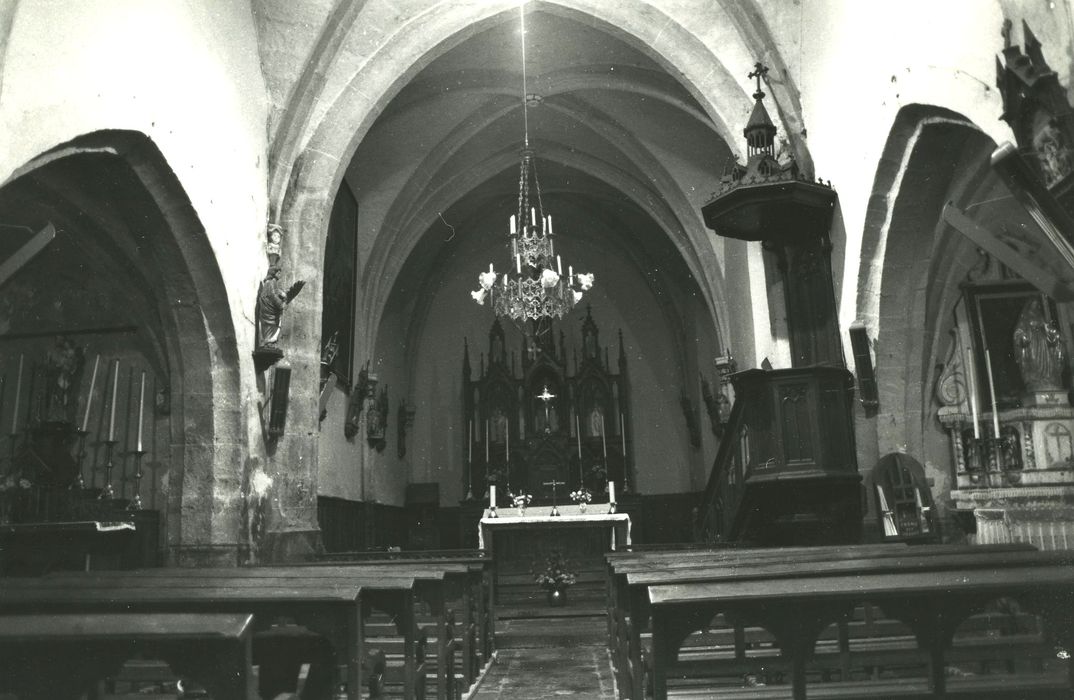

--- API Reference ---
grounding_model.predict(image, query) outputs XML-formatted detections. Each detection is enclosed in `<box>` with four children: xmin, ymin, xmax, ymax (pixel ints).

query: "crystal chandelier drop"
<box><xmin>471</xmin><ymin>6</ymin><xmax>593</xmax><ymax>333</ymax></box>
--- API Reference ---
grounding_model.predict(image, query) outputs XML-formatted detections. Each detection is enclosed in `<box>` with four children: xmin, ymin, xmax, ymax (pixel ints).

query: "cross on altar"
<box><xmin>536</xmin><ymin>384</ymin><xmax>556</xmax><ymax>433</ymax></box>
<box><xmin>543</xmin><ymin>479</ymin><xmax>565</xmax><ymax>517</ymax></box>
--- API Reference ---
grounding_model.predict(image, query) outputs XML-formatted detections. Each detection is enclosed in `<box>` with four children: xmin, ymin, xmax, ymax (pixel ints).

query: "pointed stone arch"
<box><xmin>1</xmin><ymin>129</ymin><xmax>247</xmax><ymax>566</ymax></box>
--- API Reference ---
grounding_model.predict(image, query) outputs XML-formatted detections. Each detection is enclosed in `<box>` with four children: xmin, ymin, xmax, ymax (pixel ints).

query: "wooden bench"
<box><xmin>0</xmin><ymin>612</ymin><xmax>254</xmax><ymax>699</ymax></box>
<box><xmin>312</xmin><ymin>551</ymin><xmax>492</xmax><ymax>698</ymax></box>
<box><xmin>605</xmin><ymin>544</ymin><xmax>1062</xmax><ymax>698</ymax></box>
<box><xmin>646</xmin><ymin>553</ymin><xmax>1074</xmax><ymax>699</ymax></box>
<box><xmin>0</xmin><ymin>566</ymin><xmax>415</xmax><ymax>700</ymax></box>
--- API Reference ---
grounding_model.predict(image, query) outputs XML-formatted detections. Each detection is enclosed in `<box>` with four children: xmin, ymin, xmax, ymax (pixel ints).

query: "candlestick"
<box><xmin>488</xmin><ymin>484</ymin><xmax>497</xmax><ymax>518</ymax></box>
<box><xmin>136</xmin><ymin>371</ymin><xmax>146</xmax><ymax>453</ymax></box>
<box><xmin>74</xmin><ymin>428</ymin><xmax>89</xmax><ymax>490</ymax></box>
<box><xmin>99</xmin><ymin>438</ymin><xmax>119</xmax><ymax>500</ymax></box>
<box><xmin>608</xmin><ymin>480</ymin><xmax>617</xmax><ymax>514</ymax></box>
<box><xmin>82</xmin><ymin>354</ymin><xmax>100</xmax><ymax>432</ymax></box>
<box><xmin>485</xmin><ymin>419</ymin><xmax>489</xmax><ymax>462</ymax></box>
<box><xmin>505</xmin><ymin>423</ymin><xmax>509</xmax><ymax>461</ymax></box>
<box><xmin>576</xmin><ymin>414</ymin><xmax>582</xmax><ymax>458</ymax></box>
<box><xmin>108</xmin><ymin>359</ymin><xmax>120</xmax><ymax>441</ymax></box>
<box><xmin>601</xmin><ymin>415</ymin><xmax>607</xmax><ymax>457</ymax></box>
<box><xmin>984</xmin><ymin>349</ymin><xmax>1000</xmax><ymax>439</ymax></box>
<box><xmin>510</xmin><ymin>215</ymin><xmax>516</xmax><ymax>234</ymax></box>
<box><xmin>620</xmin><ymin>413</ymin><xmax>626</xmax><ymax>454</ymax></box>
<box><xmin>468</xmin><ymin>420</ymin><xmax>473</xmax><ymax>462</ymax></box>
<box><xmin>556</xmin><ymin>255</ymin><xmax>562</xmax><ymax>276</ymax></box>
<box><xmin>10</xmin><ymin>355</ymin><xmax>22</xmax><ymax>434</ymax></box>
<box><xmin>24</xmin><ymin>363</ymin><xmax>35</xmax><ymax>426</ymax></box>
<box><xmin>129</xmin><ymin>448</ymin><xmax>147</xmax><ymax>510</ymax></box>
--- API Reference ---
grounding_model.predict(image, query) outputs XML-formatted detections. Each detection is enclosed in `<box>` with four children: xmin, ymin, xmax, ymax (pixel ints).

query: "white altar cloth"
<box><xmin>478</xmin><ymin>505</ymin><xmax>631</xmax><ymax>550</ymax></box>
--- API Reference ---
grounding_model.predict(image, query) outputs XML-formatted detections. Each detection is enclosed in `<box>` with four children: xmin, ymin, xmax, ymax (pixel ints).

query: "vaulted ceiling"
<box><xmin>349</xmin><ymin>7</ymin><xmax>733</xmax><ymax>353</ymax></box>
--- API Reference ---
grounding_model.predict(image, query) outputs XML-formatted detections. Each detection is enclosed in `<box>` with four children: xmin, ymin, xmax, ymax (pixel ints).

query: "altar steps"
<box><xmin>494</xmin><ymin>566</ymin><xmax>608</xmax><ymax>649</ymax></box>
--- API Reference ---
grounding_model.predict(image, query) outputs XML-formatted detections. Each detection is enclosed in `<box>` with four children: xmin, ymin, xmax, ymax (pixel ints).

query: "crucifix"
<box><xmin>543</xmin><ymin>478</ymin><xmax>565</xmax><ymax>517</ymax></box>
<box><xmin>536</xmin><ymin>384</ymin><xmax>555</xmax><ymax>433</ymax></box>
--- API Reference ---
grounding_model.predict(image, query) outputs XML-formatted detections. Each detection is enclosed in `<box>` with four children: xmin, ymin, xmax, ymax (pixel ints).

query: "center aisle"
<box><xmin>470</xmin><ymin>647</ymin><xmax>618</xmax><ymax>699</ymax></box>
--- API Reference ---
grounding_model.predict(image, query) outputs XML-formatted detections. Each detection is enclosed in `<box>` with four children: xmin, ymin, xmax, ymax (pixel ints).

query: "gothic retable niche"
<box><xmin>461</xmin><ymin>308</ymin><xmax>632</xmax><ymax>505</ymax></box>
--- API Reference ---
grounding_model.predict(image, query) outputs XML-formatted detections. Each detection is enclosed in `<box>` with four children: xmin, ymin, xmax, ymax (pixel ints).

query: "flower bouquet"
<box><xmin>510</xmin><ymin>490</ymin><xmax>532</xmax><ymax>515</ymax></box>
<box><xmin>533</xmin><ymin>550</ymin><xmax>577</xmax><ymax>605</ymax></box>
<box><xmin>569</xmin><ymin>487</ymin><xmax>592</xmax><ymax>512</ymax></box>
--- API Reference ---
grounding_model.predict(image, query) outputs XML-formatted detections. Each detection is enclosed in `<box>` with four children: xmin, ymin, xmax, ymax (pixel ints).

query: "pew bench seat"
<box><xmin>0</xmin><ymin>612</ymin><xmax>255</xmax><ymax>700</ymax></box>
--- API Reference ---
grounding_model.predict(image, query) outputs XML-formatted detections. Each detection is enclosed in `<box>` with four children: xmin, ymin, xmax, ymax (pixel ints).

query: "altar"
<box><xmin>479</xmin><ymin>505</ymin><xmax>631</xmax><ymax>574</ymax></box>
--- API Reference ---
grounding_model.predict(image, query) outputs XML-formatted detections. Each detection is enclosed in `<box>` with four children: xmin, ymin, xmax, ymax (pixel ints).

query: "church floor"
<box><xmin>470</xmin><ymin>646</ymin><xmax>618</xmax><ymax>699</ymax></box>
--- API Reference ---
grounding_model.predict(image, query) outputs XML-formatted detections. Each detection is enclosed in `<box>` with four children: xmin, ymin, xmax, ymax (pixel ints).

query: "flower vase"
<box><xmin>517</xmin><ymin>506</ymin><xmax>526</xmax><ymax>517</ymax></box>
<box><xmin>547</xmin><ymin>587</ymin><xmax>566</xmax><ymax>606</ymax></box>
<box><xmin>578</xmin><ymin>502</ymin><xmax>587</xmax><ymax>514</ymax></box>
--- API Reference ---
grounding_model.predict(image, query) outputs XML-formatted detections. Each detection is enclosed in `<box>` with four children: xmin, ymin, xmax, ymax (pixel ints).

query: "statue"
<box><xmin>43</xmin><ymin>337</ymin><xmax>84</xmax><ymax>423</ymax></box>
<box><xmin>256</xmin><ymin>265</ymin><xmax>305</xmax><ymax>351</ymax></box>
<box><xmin>1013</xmin><ymin>298</ymin><xmax>1067</xmax><ymax>394</ymax></box>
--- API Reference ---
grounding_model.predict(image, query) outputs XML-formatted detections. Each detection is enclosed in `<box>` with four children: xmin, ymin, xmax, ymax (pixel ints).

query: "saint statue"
<box><xmin>1013</xmin><ymin>298</ymin><xmax>1067</xmax><ymax>393</ymax></box>
<box><xmin>257</xmin><ymin>265</ymin><xmax>305</xmax><ymax>350</ymax></box>
<box><xmin>44</xmin><ymin>337</ymin><xmax>84</xmax><ymax>423</ymax></box>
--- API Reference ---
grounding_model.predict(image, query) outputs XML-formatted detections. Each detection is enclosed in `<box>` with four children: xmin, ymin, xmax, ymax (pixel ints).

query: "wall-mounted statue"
<box><xmin>254</xmin><ymin>224</ymin><xmax>305</xmax><ymax>371</ymax></box>
<box><xmin>367</xmin><ymin>383</ymin><xmax>388</xmax><ymax>452</ymax></box>
<box><xmin>43</xmin><ymin>336</ymin><xmax>84</xmax><ymax>424</ymax></box>
<box><xmin>1013</xmin><ymin>298</ymin><xmax>1066</xmax><ymax>397</ymax></box>
<box><xmin>344</xmin><ymin>361</ymin><xmax>370</xmax><ymax>439</ymax></box>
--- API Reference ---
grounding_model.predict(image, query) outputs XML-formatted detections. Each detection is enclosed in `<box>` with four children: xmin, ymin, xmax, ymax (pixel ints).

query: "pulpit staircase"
<box><xmin>697</xmin><ymin>366</ymin><xmax>862</xmax><ymax>546</ymax></box>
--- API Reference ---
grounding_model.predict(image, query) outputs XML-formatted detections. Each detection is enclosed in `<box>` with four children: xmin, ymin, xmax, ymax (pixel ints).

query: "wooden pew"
<box><xmin>313</xmin><ymin>550</ymin><xmax>492</xmax><ymax>697</ymax></box>
<box><xmin>0</xmin><ymin>612</ymin><xmax>254</xmax><ymax>699</ymax></box>
<box><xmin>0</xmin><ymin>566</ymin><xmax>416</xmax><ymax>700</ymax></box>
<box><xmin>644</xmin><ymin>549</ymin><xmax>1074</xmax><ymax>699</ymax></box>
<box><xmin>605</xmin><ymin>544</ymin><xmax>1046</xmax><ymax>699</ymax></box>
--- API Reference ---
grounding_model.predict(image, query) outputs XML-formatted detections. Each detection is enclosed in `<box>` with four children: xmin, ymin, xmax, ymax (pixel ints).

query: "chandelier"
<box><xmin>471</xmin><ymin>6</ymin><xmax>593</xmax><ymax>333</ymax></box>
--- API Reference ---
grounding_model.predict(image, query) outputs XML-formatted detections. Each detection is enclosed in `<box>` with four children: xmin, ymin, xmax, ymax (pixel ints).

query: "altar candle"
<box><xmin>601</xmin><ymin>415</ymin><xmax>607</xmax><ymax>457</ymax></box>
<box><xmin>468</xmin><ymin>421</ymin><xmax>473</xmax><ymax>462</ymax></box>
<box><xmin>81</xmin><ymin>355</ymin><xmax>100</xmax><ymax>432</ymax></box>
<box><xmin>609</xmin><ymin>481</ymin><xmax>616</xmax><ymax>504</ymax></box>
<box><xmin>509</xmin><ymin>215</ymin><xmax>516</xmax><ymax>234</ymax></box>
<box><xmin>136</xmin><ymin>371</ymin><xmax>146</xmax><ymax>452</ymax></box>
<box><xmin>576</xmin><ymin>414</ymin><xmax>582</xmax><ymax>458</ymax></box>
<box><xmin>10</xmin><ymin>355</ymin><xmax>21</xmax><ymax>434</ymax></box>
<box><xmin>557</xmin><ymin>255</ymin><xmax>562</xmax><ymax>276</ymax></box>
<box><xmin>108</xmin><ymin>359</ymin><xmax>120</xmax><ymax>441</ymax></box>
<box><xmin>969</xmin><ymin>370</ymin><xmax>981</xmax><ymax>440</ymax></box>
<box><xmin>620</xmin><ymin>413</ymin><xmax>626</xmax><ymax>454</ymax></box>
<box><xmin>984</xmin><ymin>349</ymin><xmax>1000</xmax><ymax>439</ymax></box>
<box><xmin>547</xmin><ymin>215</ymin><xmax>553</xmax><ymax>234</ymax></box>
<box><xmin>505</xmin><ymin>424</ymin><xmax>509</xmax><ymax>461</ymax></box>
<box><xmin>489</xmin><ymin>484</ymin><xmax>496</xmax><ymax>509</ymax></box>
<box><xmin>516</xmin><ymin>254</ymin><xmax>521</xmax><ymax>274</ymax></box>
<box><xmin>530</xmin><ymin>208</ymin><xmax>536</xmax><ymax>226</ymax></box>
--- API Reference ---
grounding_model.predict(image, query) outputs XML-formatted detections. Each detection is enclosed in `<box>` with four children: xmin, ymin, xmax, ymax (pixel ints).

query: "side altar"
<box><xmin>461</xmin><ymin>308</ymin><xmax>634</xmax><ymax>504</ymax></box>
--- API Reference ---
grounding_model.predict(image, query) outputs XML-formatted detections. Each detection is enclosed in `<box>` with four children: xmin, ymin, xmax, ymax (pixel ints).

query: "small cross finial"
<box><xmin>751</xmin><ymin>62</ymin><xmax>768</xmax><ymax>99</ymax></box>
<box><xmin>748</xmin><ymin>62</ymin><xmax>769</xmax><ymax>100</ymax></box>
